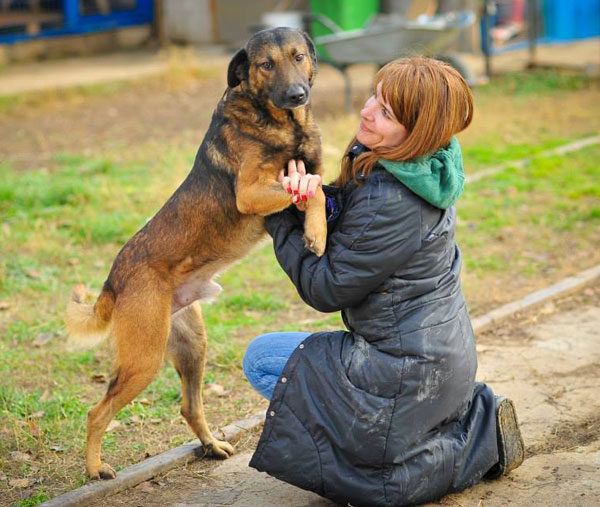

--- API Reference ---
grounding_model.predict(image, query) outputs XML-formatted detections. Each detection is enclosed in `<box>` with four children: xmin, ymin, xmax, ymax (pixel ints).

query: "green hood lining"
<box><xmin>378</xmin><ymin>137</ymin><xmax>464</xmax><ymax>209</ymax></box>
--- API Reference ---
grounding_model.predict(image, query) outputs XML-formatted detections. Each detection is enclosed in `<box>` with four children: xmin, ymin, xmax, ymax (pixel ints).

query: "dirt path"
<box><xmin>91</xmin><ymin>285</ymin><xmax>600</xmax><ymax>507</ymax></box>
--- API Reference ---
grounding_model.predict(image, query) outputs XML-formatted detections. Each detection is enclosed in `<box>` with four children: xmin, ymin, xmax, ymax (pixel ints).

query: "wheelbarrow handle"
<box><xmin>302</xmin><ymin>12</ymin><xmax>343</xmax><ymax>34</ymax></box>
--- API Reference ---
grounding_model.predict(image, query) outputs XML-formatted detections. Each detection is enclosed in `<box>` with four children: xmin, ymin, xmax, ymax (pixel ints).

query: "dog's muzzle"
<box><xmin>279</xmin><ymin>85</ymin><xmax>309</xmax><ymax>108</ymax></box>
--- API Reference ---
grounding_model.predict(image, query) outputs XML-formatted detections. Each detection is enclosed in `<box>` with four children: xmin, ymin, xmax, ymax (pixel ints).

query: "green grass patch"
<box><xmin>461</xmin><ymin>137</ymin><xmax>574</xmax><ymax>169</ymax></box>
<box><xmin>458</xmin><ymin>144</ymin><xmax>600</xmax><ymax>282</ymax></box>
<box><xmin>476</xmin><ymin>68</ymin><xmax>595</xmax><ymax>96</ymax></box>
<box><xmin>15</xmin><ymin>489</ymin><xmax>50</xmax><ymax>507</ymax></box>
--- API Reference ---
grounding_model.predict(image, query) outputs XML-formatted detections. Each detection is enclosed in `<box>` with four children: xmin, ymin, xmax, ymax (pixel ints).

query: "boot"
<box><xmin>484</xmin><ymin>397</ymin><xmax>525</xmax><ymax>479</ymax></box>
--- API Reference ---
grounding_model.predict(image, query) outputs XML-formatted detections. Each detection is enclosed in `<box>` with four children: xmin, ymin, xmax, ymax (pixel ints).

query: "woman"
<box><xmin>242</xmin><ymin>58</ymin><xmax>525</xmax><ymax>506</ymax></box>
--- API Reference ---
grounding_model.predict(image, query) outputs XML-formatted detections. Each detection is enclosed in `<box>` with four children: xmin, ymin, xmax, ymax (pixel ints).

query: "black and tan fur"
<box><xmin>66</xmin><ymin>28</ymin><xmax>326</xmax><ymax>480</ymax></box>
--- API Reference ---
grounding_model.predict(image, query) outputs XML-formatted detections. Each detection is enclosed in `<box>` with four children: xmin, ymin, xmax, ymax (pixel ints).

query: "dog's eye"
<box><xmin>295</xmin><ymin>54</ymin><xmax>305</xmax><ymax>62</ymax></box>
<box><xmin>261</xmin><ymin>61</ymin><xmax>273</xmax><ymax>70</ymax></box>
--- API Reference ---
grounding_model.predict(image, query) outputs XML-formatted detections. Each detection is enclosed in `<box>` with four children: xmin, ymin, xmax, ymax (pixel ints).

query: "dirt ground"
<box><xmin>88</xmin><ymin>283</ymin><xmax>600</xmax><ymax>507</ymax></box>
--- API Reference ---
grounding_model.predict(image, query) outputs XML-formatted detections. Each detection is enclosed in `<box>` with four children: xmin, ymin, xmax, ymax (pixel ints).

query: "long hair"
<box><xmin>335</xmin><ymin>57</ymin><xmax>473</xmax><ymax>186</ymax></box>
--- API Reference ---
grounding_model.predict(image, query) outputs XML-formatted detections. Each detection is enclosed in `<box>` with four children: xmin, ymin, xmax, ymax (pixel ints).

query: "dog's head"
<box><xmin>227</xmin><ymin>27</ymin><xmax>317</xmax><ymax>110</ymax></box>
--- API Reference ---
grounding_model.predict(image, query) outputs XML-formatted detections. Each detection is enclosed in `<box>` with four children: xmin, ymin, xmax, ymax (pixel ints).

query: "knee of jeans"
<box><xmin>242</xmin><ymin>334</ymin><xmax>270</xmax><ymax>377</ymax></box>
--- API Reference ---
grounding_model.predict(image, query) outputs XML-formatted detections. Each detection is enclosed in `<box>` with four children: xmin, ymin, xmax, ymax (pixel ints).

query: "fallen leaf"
<box><xmin>28</xmin><ymin>419</ymin><xmax>43</xmax><ymax>438</ymax></box>
<box><xmin>129</xmin><ymin>415</ymin><xmax>140</xmax><ymax>424</ymax></box>
<box><xmin>94</xmin><ymin>261</ymin><xmax>105</xmax><ymax>268</ymax></box>
<box><xmin>149</xmin><ymin>418</ymin><xmax>162</xmax><ymax>424</ymax></box>
<box><xmin>0</xmin><ymin>301</ymin><xmax>9</xmax><ymax>310</ymax></box>
<box><xmin>9</xmin><ymin>478</ymin><xmax>32</xmax><ymax>488</ymax></box>
<box><xmin>10</xmin><ymin>451</ymin><xmax>31</xmax><ymax>462</ymax></box>
<box><xmin>137</xmin><ymin>398</ymin><xmax>151</xmax><ymax>405</ymax></box>
<box><xmin>49</xmin><ymin>444</ymin><xmax>65</xmax><ymax>452</ymax></box>
<box><xmin>206</xmin><ymin>383</ymin><xmax>229</xmax><ymax>397</ymax></box>
<box><xmin>135</xmin><ymin>481</ymin><xmax>154</xmax><ymax>492</ymax></box>
<box><xmin>91</xmin><ymin>374</ymin><xmax>107</xmax><ymax>384</ymax></box>
<box><xmin>106</xmin><ymin>420</ymin><xmax>121</xmax><ymax>432</ymax></box>
<box><xmin>32</xmin><ymin>333</ymin><xmax>52</xmax><ymax>347</ymax></box>
<box><xmin>540</xmin><ymin>303</ymin><xmax>556</xmax><ymax>315</ymax></box>
<box><xmin>31</xmin><ymin>411</ymin><xmax>45</xmax><ymax>418</ymax></box>
<box><xmin>25</xmin><ymin>270</ymin><xmax>41</xmax><ymax>279</ymax></box>
<box><xmin>67</xmin><ymin>258</ymin><xmax>80</xmax><ymax>266</ymax></box>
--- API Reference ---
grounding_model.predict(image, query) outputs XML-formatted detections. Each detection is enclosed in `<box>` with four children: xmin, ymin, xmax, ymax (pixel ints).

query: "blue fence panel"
<box><xmin>544</xmin><ymin>0</ymin><xmax>600</xmax><ymax>41</ymax></box>
<box><xmin>0</xmin><ymin>0</ymin><xmax>154</xmax><ymax>44</ymax></box>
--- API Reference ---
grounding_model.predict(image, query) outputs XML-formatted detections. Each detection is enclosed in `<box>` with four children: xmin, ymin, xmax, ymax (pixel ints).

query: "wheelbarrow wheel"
<box><xmin>434</xmin><ymin>53</ymin><xmax>475</xmax><ymax>86</ymax></box>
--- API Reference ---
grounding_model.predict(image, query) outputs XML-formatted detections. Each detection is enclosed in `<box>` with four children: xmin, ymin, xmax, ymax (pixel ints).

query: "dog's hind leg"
<box><xmin>86</xmin><ymin>284</ymin><xmax>172</xmax><ymax>480</ymax></box>
<box><xmin>167</xmin><ymin>302</ymin><xmax>234</xmax><ymax>459</ymax></box>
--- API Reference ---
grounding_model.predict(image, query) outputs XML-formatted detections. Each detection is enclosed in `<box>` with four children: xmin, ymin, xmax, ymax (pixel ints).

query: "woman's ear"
<box><xmin>227</xmin><ymin>48</ymin><xmax>249</xmax><ymax>88</ymax></box>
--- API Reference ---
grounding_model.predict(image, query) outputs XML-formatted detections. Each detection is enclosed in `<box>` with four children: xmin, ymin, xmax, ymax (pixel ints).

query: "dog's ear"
<box><xmin>302</xmin><ymin>32</ymin><xmax>317</xmax><ymax>69</ymax></box>
<box><xmin>302</xmin><ymin>32</ymin><xmax>318</xmax><ymax>85</ymax></box>
<box><xmin>227</xmin><ymin>48</ymin><xmax>249</xmax><ymax>88</ymax></box>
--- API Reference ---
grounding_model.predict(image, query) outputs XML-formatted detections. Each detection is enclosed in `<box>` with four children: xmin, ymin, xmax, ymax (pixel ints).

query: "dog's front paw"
<box><xmin>303</xmin><ymin>231</ymin><xmax>326</xmax><ymax>257</ymax></box>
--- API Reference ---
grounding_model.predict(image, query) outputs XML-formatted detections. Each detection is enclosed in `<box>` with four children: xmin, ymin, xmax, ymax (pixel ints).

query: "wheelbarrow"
<box><xmin>310</xmin><ymin>10</ymin><xmax>476</xmax><ymax>111</ymax></box>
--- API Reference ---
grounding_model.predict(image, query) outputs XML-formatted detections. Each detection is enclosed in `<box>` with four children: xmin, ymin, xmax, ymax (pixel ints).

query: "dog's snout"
<box><xmin>286</xmin><ymin>86</ymin><xmax>306</xmax><ymax>105</ymax></box>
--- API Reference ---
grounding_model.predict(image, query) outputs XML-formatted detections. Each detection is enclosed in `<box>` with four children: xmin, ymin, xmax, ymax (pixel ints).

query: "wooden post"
<box><xmin>527</xmin><ymin>0</ymin><xmax>539</xmax><ymax>69</ymax></box>
<box><xmin>209</xmin><ymin>0</ymin><xmax>219</xmax><ymax>43</ymax></box>
<box><xmin>154</xmin><ymin>0</ymin><xmax>168</xmax><ymax>46</ymax></box>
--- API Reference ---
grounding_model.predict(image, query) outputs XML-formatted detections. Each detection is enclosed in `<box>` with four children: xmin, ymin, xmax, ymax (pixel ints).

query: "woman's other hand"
<box><xmin>278</xmin><ymin>159</ymin><xmax>322</xmax><ymax>211</ymax></box>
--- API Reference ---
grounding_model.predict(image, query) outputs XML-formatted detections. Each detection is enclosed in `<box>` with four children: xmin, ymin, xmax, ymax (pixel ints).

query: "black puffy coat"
<box><xmin>249</xmin><ymin>165</ymin><xmax>499</xmax><ymax>506</ymax></box>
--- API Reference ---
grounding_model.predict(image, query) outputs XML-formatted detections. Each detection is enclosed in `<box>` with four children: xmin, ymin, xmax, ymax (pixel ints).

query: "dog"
<box><xmin>66</xmin><ymin>27</ymin><xmax>326</xmax><ymax>480</ymax></box>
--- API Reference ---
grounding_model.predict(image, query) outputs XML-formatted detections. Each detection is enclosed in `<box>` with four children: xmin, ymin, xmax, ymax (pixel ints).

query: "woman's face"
<box><xmin>356</xmin><ymin>82</ymin><xmax>408</xmax><ymax>150</ymax></box>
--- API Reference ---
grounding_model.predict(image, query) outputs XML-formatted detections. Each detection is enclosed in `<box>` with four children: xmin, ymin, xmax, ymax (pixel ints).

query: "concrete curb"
<box><xmin>41</xmin><ymin>412</ymin><xmax>266</xmax><ymax>507</ymax></box>
<box><xmin>466</xmin><ymin>135</ymin><xmax>600</xmax><ymax>184</ymax></box>
<box><xmin>471</xmin><ymin>264</ymin><xmax>600</xmax><ymax>333</ymax></box>
<box><xmin>41</xmin><ymin>264</ymin><xmax>600</xmax><ymax>506</ymax></box>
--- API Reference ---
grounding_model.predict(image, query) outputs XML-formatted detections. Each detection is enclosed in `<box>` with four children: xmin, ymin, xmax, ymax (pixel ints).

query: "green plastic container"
<box><xmin>309</xmin><ymin>0</ymin><xmax>379</xmax><ymax>61</ymax></box>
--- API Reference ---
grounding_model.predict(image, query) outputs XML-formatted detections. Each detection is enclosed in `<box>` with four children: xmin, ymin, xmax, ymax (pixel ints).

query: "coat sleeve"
<box><xmin>265</xmin><ymin>180</ymin><xmax>422</xmax><ymax>312</ymax></box>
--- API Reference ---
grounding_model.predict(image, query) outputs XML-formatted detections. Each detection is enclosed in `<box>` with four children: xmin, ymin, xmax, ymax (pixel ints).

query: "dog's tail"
<box><xmin>66</xmin><ymin>284</ymin><xmax>114</xmax><ymax>349</ymax></box>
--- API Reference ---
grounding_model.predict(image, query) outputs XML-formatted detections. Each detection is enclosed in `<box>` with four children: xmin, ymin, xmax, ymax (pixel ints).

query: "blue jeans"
<box><xmin>243</xmin><ymin>332</ymin><xmax>311</xmax><ymax>399</ymax></box>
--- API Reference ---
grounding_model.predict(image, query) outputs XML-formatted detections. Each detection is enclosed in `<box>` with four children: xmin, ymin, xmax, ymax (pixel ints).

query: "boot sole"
<box><xmin>497</xmin><ymin>398</ymin><xmax>525</xmax><ymax>473</ymax></box>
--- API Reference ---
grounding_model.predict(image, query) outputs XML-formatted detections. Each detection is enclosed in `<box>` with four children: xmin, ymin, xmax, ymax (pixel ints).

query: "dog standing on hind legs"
<box><xmin>66</xmin><ymin>27</ymin><xmax>326</xmax><ymax>480</ymax></box>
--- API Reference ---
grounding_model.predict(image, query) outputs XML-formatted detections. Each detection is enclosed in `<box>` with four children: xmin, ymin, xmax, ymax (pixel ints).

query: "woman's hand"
<box><xmin>278</xmin><ymin>159</ymin><xmax>322</xmax><ymax>211</ymax></box>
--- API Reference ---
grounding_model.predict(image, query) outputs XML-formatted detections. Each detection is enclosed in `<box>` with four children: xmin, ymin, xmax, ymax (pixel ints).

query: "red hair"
<box><xmin>335</xmin><ymin>57</ymin><xmax>473</xmax><ymax>186</ymax></box>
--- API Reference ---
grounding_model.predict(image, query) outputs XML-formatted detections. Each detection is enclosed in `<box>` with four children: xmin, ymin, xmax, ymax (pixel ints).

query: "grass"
<box><xmin>0</xmin><ymin>67</ymin><xmax>598</xmax><ymax>504</ymax></box>
<box><xmin>457</xmin><ymin>144</ymin><xmax>600</xmax><ymax>313</ymax></box>
<box><xmin>476</xmin><ymin>68</ymin><xmax>594</xmax><ymax>96</ymax></box>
